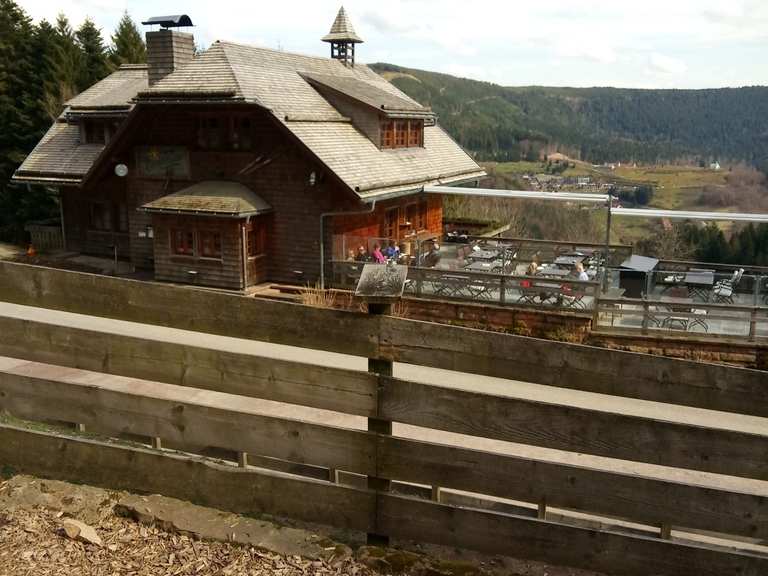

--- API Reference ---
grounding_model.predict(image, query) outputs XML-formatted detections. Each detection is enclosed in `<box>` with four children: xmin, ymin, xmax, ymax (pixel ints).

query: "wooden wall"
<box><xmin>72</xmin><ymin>105</ymin><xmax>442</xmax><ymax>286</ymax></box>
<box><xmin>61</xmin><ymin>176</ymin><xmax>130</xmax><ymax>258</ymax></box>
<box><xmin>151</xmin><ymin>214</ymin><xmax>244</xmax><ymax>290</ymax></box>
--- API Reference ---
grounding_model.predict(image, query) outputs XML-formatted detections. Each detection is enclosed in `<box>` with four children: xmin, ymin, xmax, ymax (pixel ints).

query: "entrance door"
<box><xmin>244</xmin><ymin>218</ymin><xmax>268</xmax><ymax>287</ymax></box>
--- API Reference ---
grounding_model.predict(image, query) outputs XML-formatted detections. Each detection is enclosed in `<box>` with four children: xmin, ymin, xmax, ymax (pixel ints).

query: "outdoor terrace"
<box><xmin>331</xmin><ymin>235</ymin><xmax>768</xmax><ymax>343</ymax></box>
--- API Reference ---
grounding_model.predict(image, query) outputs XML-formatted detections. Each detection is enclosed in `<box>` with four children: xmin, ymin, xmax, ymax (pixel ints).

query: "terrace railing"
<box><xmin>331</xmin><ymin>261</ymin><xmax>600</xmax><ymax>312</ymax></box>
<box><xmin>595</xmin><ymin>297</ymin><xmax>768</xmax><ymax>341</ymax></box>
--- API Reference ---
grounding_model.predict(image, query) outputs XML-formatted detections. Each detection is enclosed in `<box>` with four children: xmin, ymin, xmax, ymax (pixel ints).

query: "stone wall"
<box><xmin>587</xmin><ymin>332</ymin><xmax>768</xmax><ymax>370</ymax></box>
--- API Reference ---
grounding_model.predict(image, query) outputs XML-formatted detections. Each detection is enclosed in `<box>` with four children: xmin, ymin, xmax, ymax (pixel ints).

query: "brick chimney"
<box><xmin>145</xmin><ymin>29</ymin><xmax>194</xmax><ymax>86</ymax></box>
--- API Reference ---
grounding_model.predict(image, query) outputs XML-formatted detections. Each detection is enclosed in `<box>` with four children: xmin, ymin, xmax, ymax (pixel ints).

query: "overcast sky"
<box><xmin>17</xmin><ymin>0</ymin><xmax>768</xmax><ymax>89</ymax></box>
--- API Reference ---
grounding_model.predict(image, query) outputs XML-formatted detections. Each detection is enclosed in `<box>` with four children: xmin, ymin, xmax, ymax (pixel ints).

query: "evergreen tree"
<box><xmin>75</xmin><ymin>17</ymin><xmax>108</xmax><ymax>91</ymax></box>
<box><xmin>0</xmin><ymin>0</ymin><xmax>59</xmax><ymax>243</ymax></box>
<box><xmin>31</xmin><ymin>19</ymin><xmax>61</xmax><ymax>124</ymax></box>
<box><xmin>54</xmin><ymin>14</ymin><xmax>81</xmax><ymax>104</ymax></box>
<box><xmin>109</xmin><ymin>11</ymin><xmax>145</xmax><ymax>68</ymax></box>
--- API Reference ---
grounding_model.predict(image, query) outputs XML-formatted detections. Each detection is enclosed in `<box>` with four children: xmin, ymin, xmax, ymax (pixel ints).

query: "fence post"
<box><xmin>641</xmin><ymin>301</ymin><xmax>650</xmax><ymax>335</ymax></box>
<box><xmin>367</xmin><ymin>301</ymin><xmax>393</xmax><ymax>547</ymax></box>
<box><xmin>749</xmin><ymin>309</ymin><xmax>757</xmax><ymax>342</ymax></box>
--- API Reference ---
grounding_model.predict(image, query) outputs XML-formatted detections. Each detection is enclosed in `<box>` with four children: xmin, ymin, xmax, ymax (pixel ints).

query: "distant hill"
<box><xmin>370</xmin><ymin>63</ymin><xmax>768</xmax><ymax>170</ymax></box>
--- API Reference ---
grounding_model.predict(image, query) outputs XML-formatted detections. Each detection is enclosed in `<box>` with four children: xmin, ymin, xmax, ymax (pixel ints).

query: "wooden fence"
<box><xmin>0</xmin><ymin>261</ymin><xmax>767</xmax><ymax>575</ymax></box>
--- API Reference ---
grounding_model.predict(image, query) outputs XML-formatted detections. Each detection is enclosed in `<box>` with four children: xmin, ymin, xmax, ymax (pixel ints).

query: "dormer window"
<box><xmin>82</xmin><ymin>119</ymin><xmax>120</xmax><ymax>144</ymax></box>
<box><xmin>381</xmin><ymin>119</ymin><xmax>423</xmax><ymax>150</ymax></box>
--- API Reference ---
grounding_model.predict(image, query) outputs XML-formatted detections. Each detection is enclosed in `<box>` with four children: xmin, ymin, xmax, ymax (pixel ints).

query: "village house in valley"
<box><xmin>12</xmin><ymin>9</ymin><xmax>484</xmax><ymax>290</ymax></box>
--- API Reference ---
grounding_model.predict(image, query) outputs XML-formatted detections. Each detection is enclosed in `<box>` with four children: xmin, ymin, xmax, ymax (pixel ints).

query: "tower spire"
<box><xmin>322</xmin><ymin>6</ymin><xmax>363</xmax><ymax>67</ymax></box>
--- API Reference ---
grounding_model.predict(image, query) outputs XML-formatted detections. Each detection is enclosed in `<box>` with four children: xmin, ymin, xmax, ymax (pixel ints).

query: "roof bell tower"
<box><xmin>322</xmin><ymin>6</ymin><xmax>363</xmax><ymax>67</ymax></box>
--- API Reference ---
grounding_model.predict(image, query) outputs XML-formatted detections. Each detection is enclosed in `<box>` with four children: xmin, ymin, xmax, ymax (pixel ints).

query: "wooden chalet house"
<box><xmin>13</xmin><ymin>9</ymin><xmax>484</xmax><ymax>290</ymax></box>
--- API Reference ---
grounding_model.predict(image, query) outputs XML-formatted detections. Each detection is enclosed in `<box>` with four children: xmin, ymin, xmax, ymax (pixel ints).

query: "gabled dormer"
<box><xmin>302</xmin><ymin>72</ymin><xmax>435</xmax><ymax>150</ymax></box>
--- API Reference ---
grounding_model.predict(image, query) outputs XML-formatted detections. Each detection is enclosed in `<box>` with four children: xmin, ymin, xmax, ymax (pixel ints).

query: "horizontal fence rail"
<box><xmin>0</xmin><ymin>261</ymin><xmax>766</xmax><ymax>419</ymax></box>
<box><xmin>3</xmin><ymin>426</ymin><xmax>767</xmax><ymax>576</ymax></box>
<box><xmin>1</xmin><ymin>261</ymin><xmax>768</xmax><ymax>574</ymax></box>
<box><xmin>0</xmin><ymin>356</ymin><xmax>766</xmax><ymax>541</ymax></box>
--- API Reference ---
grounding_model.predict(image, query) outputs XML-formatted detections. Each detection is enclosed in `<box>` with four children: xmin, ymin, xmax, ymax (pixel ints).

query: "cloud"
<box><xmin>647</xmin><ymin>53</ymin><xmax>688</xmax><ymax>75</ymax></box>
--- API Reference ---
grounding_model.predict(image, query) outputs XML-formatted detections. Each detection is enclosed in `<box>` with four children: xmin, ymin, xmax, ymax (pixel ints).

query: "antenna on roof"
<box><xmin>322</xmin><ymin>6</ymin><xmax>363</xmax><ymax>67</ymax></box>
<box><xmin>141</xmin><ymin>14</ymin><xmax>194</xmax><ymax>29</ymax></box>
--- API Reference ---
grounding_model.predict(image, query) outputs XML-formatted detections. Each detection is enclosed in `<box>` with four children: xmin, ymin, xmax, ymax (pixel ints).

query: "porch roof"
<box><xmin>140</xmin><ymin>181</ymin><xmax>273</xmax><ymax>218</ymax></box>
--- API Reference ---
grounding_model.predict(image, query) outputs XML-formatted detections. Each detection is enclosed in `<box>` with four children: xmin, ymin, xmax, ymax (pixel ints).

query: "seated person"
<box><xmin>526</xmin><ymin>258</ymin><xmax>539</xmax><ymax>277</ymax></box>
<box><xmin>354</xmin><ymin>245</ymin><xmax>369</xmax><ymax>262</ymax></box>
<box><xmin>346</xmin><ymin>249</ymin><xmax>356</xmax><ymax>262</ymax></box>
<box><xmin>422</xmin><ymin>242</ymin><xmax>441</xmax><ymax>268</ymax></box>
<box><xmin>383</xmin><ymin>240</ymin><xmax>400</xmax><ymax>260</ymax></box>
<box><xmin>574</xmin><ymin>262</ymin><xmax>589</xmax><ymax>282</ymax></box>
<box><xmin>371</xmin><ymin>243</ymin><xmax>386</xmax><ymax>264</ymax></box>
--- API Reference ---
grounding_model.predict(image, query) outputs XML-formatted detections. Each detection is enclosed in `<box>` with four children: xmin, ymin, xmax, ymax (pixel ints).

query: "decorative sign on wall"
<box><xmin>135</xmin><ymin>146</ymin><xmax>190</xmax><ymax>179</ymax></box>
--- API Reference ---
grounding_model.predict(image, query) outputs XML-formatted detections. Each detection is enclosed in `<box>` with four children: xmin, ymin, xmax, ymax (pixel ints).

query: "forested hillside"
<box><xmin>0</xmin><ymin>0</ymin><xmax>145</xmax><ymax>241</ymax></box>
<box><xmin>371</xmin><ymin>64</ymin><xmax>768</xmax><ymax>170</ymax></box>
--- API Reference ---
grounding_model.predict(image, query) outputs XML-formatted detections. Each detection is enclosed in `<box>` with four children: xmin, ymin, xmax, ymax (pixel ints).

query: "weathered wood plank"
<box><xmin>0</xmin><ymin>315</ymin><xmax>377</xmax><ymax>417</ymax></box>
<box><xmin>0</xmin><ymin>360</ymin><xmax>376</xmax><ymax>476</ymax></box>
<box><xmin>378</xmin><ymin>436</ymin><xmax>768</xmax><ymax>540</ymax></box>
<box><xmin>380</xmin><ymin>377</ymin><xmax>768</xmax><ymax>481</ymax></box>
<box><xmin>0</xmin><ymin>424</ymin><xmax>374</xmax><ymax>532</ymax></box>
<box><xmin>0</xmin><ymin>261</ymin><xmax>379</xmax><ymax>358</ymax></box>
<box><xmin>379</xmin><ymin>494</ymin><xmax>768</xmax><ymax>576</ymax></box>
<box><xmin>1</xmin><ymin>261</ymin><xmax>765</xmax><ymax>418</ymax></box>
<box><xmin>379</xmin><ymin>316</ymin><xmax>768</xmax><ymax>418</ymax></box>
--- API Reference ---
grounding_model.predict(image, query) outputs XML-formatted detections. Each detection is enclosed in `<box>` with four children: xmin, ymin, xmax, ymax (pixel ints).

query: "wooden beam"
<box><xmin>0</xmin><ymin>360</ymin><xmax>376</xmax><ymax>477</ymax></box>
<box><xmin>1</xmin><ymin>261</ymin><xmax>765</xmax><ymax>418</ymax></box>
<box><xmin>0</xmin><ymin>424</ymin><xmax>374</xmax><ymax>532</ymax></box>
<box><xmin>2</xmin><ymin>424</ymin><xmax>765</xmax><ymax>576</ymax></box>
<box><xmin>0</xmin><ymin>316</ymin><xmax>377</xmax><ymax>417</ymax></box>
<box><xmin>379</xmin><ymin>316</ymin><xmax>768</xmax><ymax>419</ymax></box>
<box><xmin>378</xmin><ymin>436</ymin><xmax>768</xmax><ymax>540</ymax></box>
<box><xmin>380</xmin><ymin>377</ymin><xmax>768</xmax><ymax>481</ymax></box>
<box><xmin>378</xmin><ymin>494</ymin><xmax>768</xmax><ymax>576</ymax></box>
<box><xmin>0</xmin><ymin>261</ymin><xmax>380</xmax><ymax>358</ymax></box>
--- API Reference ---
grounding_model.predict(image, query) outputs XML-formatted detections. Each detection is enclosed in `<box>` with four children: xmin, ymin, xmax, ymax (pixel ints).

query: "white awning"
<box><xmin>612</xmin><ymin>208</ymin><xmax>768</xmax><ymax>223</ymax></box>
<box><xmin>424</xmin><ymin>186</ymin><xmax>609</xmax><ymax>204</ymax></box>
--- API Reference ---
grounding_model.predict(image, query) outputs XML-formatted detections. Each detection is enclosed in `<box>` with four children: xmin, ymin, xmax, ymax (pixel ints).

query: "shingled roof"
<box><xmin>67</xmin><ymin>65</ymin><xmax>148</xmax><ymax>111</ymax></box>
<box><xmin>13</xmin><ymin>65</ymin><xmax>148</xmax><ymax>185</ymax></box>
<box><xmin>142</xmin><ymin>42</ymin><xmax>484</xmax><ymax>199</ymax></box>
<box><xmin>140</xmin><ymin>181</ymin><xmax>273</xmax><ymax>217</ymax></box>
<box><xmin>322</xmin><ymin>7</ymin><xmax>363</xmax><ymax>43</ymax></box>
<box><xmin>14</xmin><ymin>40</ymin><xmax>484</xmax><ymax>196</ymax></box>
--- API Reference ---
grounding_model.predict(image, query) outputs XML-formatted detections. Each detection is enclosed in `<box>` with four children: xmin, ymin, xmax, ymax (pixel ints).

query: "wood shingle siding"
<box><xmin>152</xmin><ymin>214</ymin><xmax>243</xmax><ymax>290</ymax></box>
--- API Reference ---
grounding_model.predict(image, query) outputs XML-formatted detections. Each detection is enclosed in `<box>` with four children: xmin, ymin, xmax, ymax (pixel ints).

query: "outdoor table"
<box><xmin>537</xmin><ymin>266</ymin><xmax>571</xmax><ymax>279</ymax></box>
<box><xmin>464</xmin><ymin>260</ymin><xmax>503</xmax><ymax>273</ymax></box>
<box><xmin>468</xmin><ymin>249</ymin><xmax>500</xmax><ymax>261</ymax></box>
<box><xmin>684</xmin><ymin>270</ymin><xmax>715</xmax><ymax>301</ymax></box>
<box><xmin>554</xmin><ymin>255</ymin><xmax>586</xmax><ymax>267</ymax></box>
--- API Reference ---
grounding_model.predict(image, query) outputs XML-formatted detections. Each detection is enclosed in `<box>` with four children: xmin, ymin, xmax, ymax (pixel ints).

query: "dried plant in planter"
<box><xmin>299</xmin><ymin>282</ymin><xmax>337</xmax><ymax>309</ymax></box>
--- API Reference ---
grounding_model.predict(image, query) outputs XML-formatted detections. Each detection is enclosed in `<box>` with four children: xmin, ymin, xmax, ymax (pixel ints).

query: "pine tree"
<box><xmin>54</xmin><ymin>14</ymin><xmax>81</xmax><ymax>103</ymax></box>
<box><xmin>75</xmin><ymin>17</ymin><xmax>109</xmax><ymax>92</ymax></box>
<box><xmin>109</xmin><ymin>11</ymin><xmax>146</xmax><ymax>68</ymax></box>
<box><xmin>31</xmin><ymin>19</ymin><xmax>62</xmax><ymax>123</ymax></box>
<box><xmin>0</xmin><ymin>0</ymin><xmax>58</xmax><ymax>243</ymax></box>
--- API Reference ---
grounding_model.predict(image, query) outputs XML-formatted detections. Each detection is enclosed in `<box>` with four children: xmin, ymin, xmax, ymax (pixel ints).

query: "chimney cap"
<box><xmin>142</xmin><ymin>15</ymin><xmax>194</xmax><ymax>28</ymax></box>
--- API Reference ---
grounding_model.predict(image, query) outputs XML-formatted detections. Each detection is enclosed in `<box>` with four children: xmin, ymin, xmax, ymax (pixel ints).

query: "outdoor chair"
<box><xmin>516</xmin><ymin>280</ymin><xmax>540</xmax><ymax>305</ymax></box>
<box><xmin>712</xmin><ymin>268</ymin><xmax>744</xmax><ymax>304</ymax></box>
<box><xmin>560</xmin><ymin>284</ymin><xmax>587</xmax><ymax>309</ymax></box>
